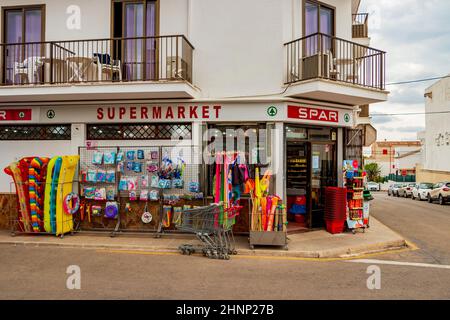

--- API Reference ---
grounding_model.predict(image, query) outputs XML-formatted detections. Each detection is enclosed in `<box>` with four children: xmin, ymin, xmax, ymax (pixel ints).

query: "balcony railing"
<box><xmin>284</xmin><ymin>33</ymin><xmax>385</xmax><ymax>90</ymax></box>
<box><xmin>0</xmin><ymin>35</ymin><xmax>194</xmax><ymax>86</ymax></box>
<box><xmin>352</xmin><ymin>13</ymin><xmax>369</xmax><ymax>38</ymax></box>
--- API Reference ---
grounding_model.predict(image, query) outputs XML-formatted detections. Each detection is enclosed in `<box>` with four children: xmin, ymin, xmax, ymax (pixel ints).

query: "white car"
<box><xmin>367</xmin><ymin>182</ymin><xmax>380</xmax><ymax>191</ymax></box>
<box><xmin>411</xmin><ymin>183</ymin><xmax>433</xmax><ymax>201</ymax></box>
<box><xmin>427</xmin><ymin>182</ymin><xmax>450</xmax><ymax>205</ymax></box>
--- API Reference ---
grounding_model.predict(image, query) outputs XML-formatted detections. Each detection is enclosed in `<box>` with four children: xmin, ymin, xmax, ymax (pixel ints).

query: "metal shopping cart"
<box><xmin>176</xmin><ymin>203</ymin><xmax>242</xmax><ymax>260</ymax></box>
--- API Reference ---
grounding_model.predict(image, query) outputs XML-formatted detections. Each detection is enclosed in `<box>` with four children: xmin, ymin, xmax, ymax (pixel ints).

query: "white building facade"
<box><xmin>0</xmin><ymin>0</ymin><xmax>388</xmax><ymax>229</ymax></box>
<box><xmin>418</xmin><ymin>76</ymin><xmax>450</xmax><ymax>183</ymax></box>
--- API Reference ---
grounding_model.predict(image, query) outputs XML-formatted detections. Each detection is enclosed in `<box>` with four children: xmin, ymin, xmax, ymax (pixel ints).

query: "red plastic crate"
<box><xmin>325</xmin><ymin>220</ymin><xmax>345</xmax><ymax>234</ymax></box>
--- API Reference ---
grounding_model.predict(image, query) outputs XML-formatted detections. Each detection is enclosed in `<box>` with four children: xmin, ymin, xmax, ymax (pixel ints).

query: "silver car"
<box><xmin>388</xmin><ymin>183</ymin><xmax>403</xmax><ymax>197</ymax></box>
<box><xmin>411</xmin><ymin>183</ymin><xmax>433</xmax><ymax>201</ymax></box>
<box><xmin>398</xmin><ymin>183</ymin><xmax>417</xmax><ymax>198</ymax></box>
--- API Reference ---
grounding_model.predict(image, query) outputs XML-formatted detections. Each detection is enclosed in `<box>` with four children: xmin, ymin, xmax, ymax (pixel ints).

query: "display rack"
<box><xmin>343</xmin><ymin>161</ymin><xmax>367</xmax><ymax>234</ymax></box>
<box><xmin>78</xmin><ymin>147</ymin><xmax>121</xmax><ymax>236</ymax></box>
<box><xmin>77</xmin><ymin>145</ymin><xmax>204</xmax><ymax>237</ymax></box>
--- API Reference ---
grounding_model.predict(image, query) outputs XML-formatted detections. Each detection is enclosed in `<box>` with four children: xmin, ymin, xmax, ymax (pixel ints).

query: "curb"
<box><xmin>0</xmin><ymin>238</ymin><xmax>408</xmax><ymax>259</ymax></box>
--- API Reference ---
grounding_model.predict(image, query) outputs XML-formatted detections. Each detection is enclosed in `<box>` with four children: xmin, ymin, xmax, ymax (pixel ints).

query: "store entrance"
<box><xmin>310</xmin><ymin>142</ymin><xmax>337</xmax><ymax>228</ymax></box>
<box><xmin>286</xmin><ymin>126</ymin><xmax>337</xmax><ymax>229</ymax></box>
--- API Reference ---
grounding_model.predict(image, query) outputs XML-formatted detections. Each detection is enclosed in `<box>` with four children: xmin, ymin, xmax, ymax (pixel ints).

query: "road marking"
<box><xmin>348</xmin><ymin>259</ymin><xmax>450</xmax><ymax>270</ymax></box>
<box><xmin>97</xmin><ymin>245</ymin><xmax>414</xmax><ymax>262</ymax></box>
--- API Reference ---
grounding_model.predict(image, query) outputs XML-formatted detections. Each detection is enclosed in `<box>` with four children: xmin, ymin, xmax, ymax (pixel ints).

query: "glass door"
<box><xmin>115</xmin><ymin>0</ymin><xmax>157</xmax><ymax>81</ymax></box>
<box><xmin>310</xmin><ymin>143</ymin><xmax>337</xmax><ymax>228</ymax></box>
<box><xmin>3</xmin><ymin>6</ymin><xmax>44</xmax><ymax>84</ymax></box>
<box><xmin>304</xmin><ymin>1</ymin><xmax>334</xmax><ymax>55</ymax></box>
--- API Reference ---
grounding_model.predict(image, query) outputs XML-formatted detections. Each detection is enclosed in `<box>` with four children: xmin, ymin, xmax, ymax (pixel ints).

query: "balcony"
<box><xmin>352</xmin><ymin>13</ymin><xmax>369</xmax><ymax>38</ymax></box>
<box><xmin>284</xmin><ymin>33</ymin><xmax>388</xmax><ymax>105</ymax></box>
<box><xmin>0</xmin><ymin>35</ymin><xmax>197</xmax><ymax>103</ymax></box>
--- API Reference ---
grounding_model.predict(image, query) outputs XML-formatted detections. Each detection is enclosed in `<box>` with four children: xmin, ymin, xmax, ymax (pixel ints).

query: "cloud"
<box><xmin>361</xmin><ymin>0</ymin><xmax>450</xmax><ymax>140</ymax></box>
<box><xmin>380</xmin><ymin>126</ymin><xmax>425</xmax><ymax>133</ymax></box>
<box><xmin>370</xmin><ymin>114</ymin><xmax>397</xmax><ymax>125</ymax></box>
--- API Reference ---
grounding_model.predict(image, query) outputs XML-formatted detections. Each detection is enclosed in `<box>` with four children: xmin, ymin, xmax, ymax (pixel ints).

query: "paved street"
<box><xmin>370</xmin><ymin>192</ymin><xmax>450</xmax><ymax>265</ymax></box>
<box><xmin>0</xmin><ymin>192</ymin><xmax>449</xmax><ymax>300</ymax></box>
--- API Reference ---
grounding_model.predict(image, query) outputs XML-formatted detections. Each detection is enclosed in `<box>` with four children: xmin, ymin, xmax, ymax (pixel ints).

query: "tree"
<box><xmin>365</xmin><ymin>163</ymin><xmax>381</xmax><ymax>182</ymax></box>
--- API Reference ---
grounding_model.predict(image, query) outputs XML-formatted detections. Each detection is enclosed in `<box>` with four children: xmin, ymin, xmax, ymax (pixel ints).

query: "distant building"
<box><xmin>365</xmin><ymin>140</ymin><xmax>422</xmax><ymax>178</ymax></box>
<box><xmin>416</xmin><ymin>76</ymin><xmax>450</xmax><ymax>183</ymax></box>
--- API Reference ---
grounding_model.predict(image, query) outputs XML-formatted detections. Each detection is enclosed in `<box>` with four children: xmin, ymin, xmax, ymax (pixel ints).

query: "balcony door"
<box><xmin>304</xmin><ymin>0</ymin><xmax>334</xmax><ymax>56</ymax></box>
<box><xmin>2</xmin><ymin>5</ymin><xmax>45</xmax><ymax>84</ymax></box>
<box><xmin>112</xmin><ymin>0</ymin><xmax>158</xmax><ymax>81</ymax></box>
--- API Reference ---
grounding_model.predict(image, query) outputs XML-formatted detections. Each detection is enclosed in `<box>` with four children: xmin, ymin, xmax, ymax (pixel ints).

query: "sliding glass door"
<box><xmin>304</xmin><ymin>0</ymin><xmax>334</xmax><ymax>55</ymax></box>
<box><xmin>113</xmin><ymin>0</ymin><xmax>157</xmax><ymax>81</ymax></box>
<box><xmin>2</xmin><ymin>6</ymin><xmax>44</xmax><ymax>84</ymax></box>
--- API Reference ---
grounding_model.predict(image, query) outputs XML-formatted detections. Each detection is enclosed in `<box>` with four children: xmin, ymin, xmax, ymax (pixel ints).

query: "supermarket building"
<box><xmin>0</xmin><ymin>0</ymin><xmax>388</xmax><ymax>230</ymax></box>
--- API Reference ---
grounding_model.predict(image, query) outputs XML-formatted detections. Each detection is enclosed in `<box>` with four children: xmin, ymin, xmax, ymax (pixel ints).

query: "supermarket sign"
<box><xmin>0</xmin><ymin>109</ymin><xmax>32</xmax><ymax>121</ymax></box>
<box><xmin>288</xmin><ymin>105</ymin><xmax>338</xmax><ymax>123</ymax></box>
<box><xmin>38</xmin><ymin>103</ymin><xmax>354</xmax><ymax>126</ymax></box>
<box><xmin>96</xmin><ymin>105</ymin><xmax>223</xmax><ymax>121</ymax></box>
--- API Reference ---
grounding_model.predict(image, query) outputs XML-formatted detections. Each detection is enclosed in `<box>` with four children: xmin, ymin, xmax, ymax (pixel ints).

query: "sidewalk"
<box><xmin>0</xmin><ymin>217</ymin><xmax>407</xmax><ymax>258</ymax></box>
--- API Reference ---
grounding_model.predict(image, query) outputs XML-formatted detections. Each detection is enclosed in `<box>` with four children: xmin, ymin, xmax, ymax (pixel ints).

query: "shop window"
<box><xmin>86</xmin><ymin>123</ymin><xmax>192</xmax><ymax>140</ymax></box>
<box><xmin>344</xmin><ymin>128</ymin><xmax>363</xmax><ymax>165</ymax></box>
<box><xmin>205</xmin><ymin>124</ymin><xmax>271</xmax><ymax>196</ymax></box>
<box><xmin>0</xmin><ymin>125</ymin><xmax>71</xmax><ymax>140</ymax></box>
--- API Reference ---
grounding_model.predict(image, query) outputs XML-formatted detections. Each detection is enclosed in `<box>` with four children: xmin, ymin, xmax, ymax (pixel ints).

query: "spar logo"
<box><xmin>287</xmin><ymin>105</ymin><xmax>338</xmax><ymax>123</ymax></box>
<box><xmin>267</xmin><ymin>106</ymin><xmax>278</xmax><ymax>117</ymax></box>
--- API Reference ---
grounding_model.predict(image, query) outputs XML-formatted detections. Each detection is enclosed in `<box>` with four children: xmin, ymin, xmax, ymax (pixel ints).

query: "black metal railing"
<box><xmin>284</xmin><ymin>32</ymin><xmax>385</xmax><ymax>90</ymax></box>
<box><xmin>0</xmin><ymin>35</ymin><xmax>194</xmax><ymax>86</ymax></box>
<box><xmin>352</xmin><ymin>13</ymin><xmax>369</xmax><ymax>38</ymax></box>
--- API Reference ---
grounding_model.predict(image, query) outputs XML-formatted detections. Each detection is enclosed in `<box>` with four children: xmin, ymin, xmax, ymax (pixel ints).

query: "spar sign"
<box><xmin>0</xmin><ymin>109</ymin><xmax>32</xmax><ymax>121</ymax></box>
<box><xmin>288</xmin><ymin>105</ymin><xmax>338</xmax><ymax>123</ymax></box>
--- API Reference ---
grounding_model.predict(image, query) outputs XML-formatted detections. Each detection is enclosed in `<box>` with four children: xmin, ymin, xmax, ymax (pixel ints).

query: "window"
<box><xmin>304</xmin><ymin>0</ymin><xmax>334</xmax><ymax>55</ymax></box>
<box><xmin>305</xmin><ymin>1</ymin><xmax>334</xmax><ymax>36</ymax></box>
<box><xmin>86</xmin><ymin>123</ymin><xmax>192</xmax><ymax>140</ymax></box>
<box><xmin>0</xmin><ymin>125</ymin><xmax>71</xmax><ymax>140</ymax></box>
<box><xmin>2</xmin><ymin>5</ymin><xmax>45</xmax><ymax>84</ymax></box>
<box><xmin>112</xmin><ymin>0</ymin><xmax>158</xmax><ymax>81</ymax></box>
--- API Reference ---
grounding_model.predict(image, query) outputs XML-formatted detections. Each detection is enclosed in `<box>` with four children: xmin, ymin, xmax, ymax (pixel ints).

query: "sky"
<box><xmin>360</xmin><ymin>0</ymin><xmax>450</xmax><ymax>141</ymax></box>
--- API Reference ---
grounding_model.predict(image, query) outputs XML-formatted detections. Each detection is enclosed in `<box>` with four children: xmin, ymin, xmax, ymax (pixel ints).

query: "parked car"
<box><xmin>398</xmin><ymin>183</ymin><xmax>417</xmax><ymax>198</ymax></box>
<box><xmin>388</xmin><ymin>183</ymin><xmax>403</xmax><ymax>197</ymax></box>
<box><xmin>367</xmin><ymin>182</ymin><xmax>380</xmax><ymax>191</ymax></box>
<box><xmin>427</xmin><ymin>182</ymin><xmax>450</xmax><ymax>205</ymax></box>
<box><xmin>411</xmin><ymin>183</ymin><xmax>434</xmax><ymax>201</ymax></box>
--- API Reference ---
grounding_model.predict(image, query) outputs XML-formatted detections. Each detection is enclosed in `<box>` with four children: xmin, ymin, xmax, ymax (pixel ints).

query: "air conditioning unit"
<box><xmin>166</xmin><ymin>56</ymin><xmax>188</xmax><ymax>80</ymax></box>
<box><xmin>302</xmin><ymin>53</ymin><xmax>329</xmax><ymax>79</ymax></box>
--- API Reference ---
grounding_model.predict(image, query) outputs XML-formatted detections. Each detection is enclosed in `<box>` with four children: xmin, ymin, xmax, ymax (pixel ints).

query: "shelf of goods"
<box><xmin>77</xmin><ymin>146</ymin><xmax>204</xmax><ymax>236</ymax></box>
<box><xmin>248</xmin><ymin>167</ymin><xmax>288</xmax><ymax>250</ymax></box>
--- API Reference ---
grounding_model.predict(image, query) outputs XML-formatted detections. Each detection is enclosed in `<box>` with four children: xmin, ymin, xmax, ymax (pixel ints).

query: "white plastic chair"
<box><xmin>13</xmin><ymin>56</ymin><xmax>44</xmax><ymax>84</ymax></box>
<box><xmin>94</xmin><ymin>54</ymin><xmax>122</xmax><ymax>81</ymax></box>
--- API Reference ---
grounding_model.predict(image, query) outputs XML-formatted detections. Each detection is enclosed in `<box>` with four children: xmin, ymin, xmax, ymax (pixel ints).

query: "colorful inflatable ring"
<box><xmin>63</xmin><ymin>193</ymin><xmax>80</xmax><ymax>215</ymax></box>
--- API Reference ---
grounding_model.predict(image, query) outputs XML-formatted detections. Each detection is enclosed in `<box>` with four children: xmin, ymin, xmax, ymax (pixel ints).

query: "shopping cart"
<box><xmin>176</xmin><ymin>203</ymin><xmax>242</xmax><ymax>260</ymax></box>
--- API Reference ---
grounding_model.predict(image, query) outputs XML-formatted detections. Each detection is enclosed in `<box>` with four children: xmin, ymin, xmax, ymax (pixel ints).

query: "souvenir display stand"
<box><xmin>78</xmin><ymin>146</ymin><xmax>204</xmax><ymax>237</ymax></box>
<box><xmin>79</xmin><ymin>147</ymin><xmax>121</xmax><ymax>236</ymax></box>
<box><xmin>248</xmin><ymin>167</ymin><xmax>288</xmax><ymax>250</ymax></box>
<box><xmin>343</xmin><ymin>160</ymin><xmax>367</xmax><ymax>234</ymax></box>
<box><xmin>362</xmin><ymin>190</ymin><xmax>371</xmax><ymax>228</ymax></box>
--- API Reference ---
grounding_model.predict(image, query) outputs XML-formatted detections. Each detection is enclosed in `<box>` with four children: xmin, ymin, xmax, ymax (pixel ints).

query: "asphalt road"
<box><xmin>0</xmin><ymin>192</ymin><xmax>449</xmax><ymax>300</ymax></box>
<box><xmin>370</xmin><ymin>192</ymin><xmax>450</xmax><ymax>265</ymax></box>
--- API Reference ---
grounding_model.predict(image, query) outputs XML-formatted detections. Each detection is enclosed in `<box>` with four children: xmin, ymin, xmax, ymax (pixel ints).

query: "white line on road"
<box><xmin>348</xmin><ymin>259</ymin><xmax>450</xmax><ymax>270</ymax></box>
